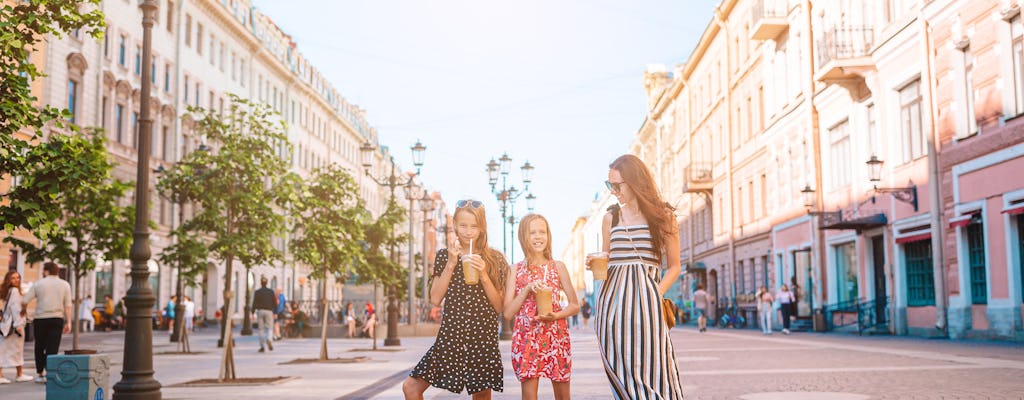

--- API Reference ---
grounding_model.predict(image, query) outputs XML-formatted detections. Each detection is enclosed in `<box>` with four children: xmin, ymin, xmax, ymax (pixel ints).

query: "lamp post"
<box><xmin>404</xmin><ymin>183</ymin><xmax>425</xmax><ymax>326</ymax></box>
<box><xmin>866</xmin><ymin>155</ymin><xmax>919</xmax><ymax>211</ymax></box>
<box><xmin>114</xmin><ymin>1</ymin><xmax>161</xmax><ymax>398</ymax></box>
<box><xmin>485</xmin><ymin>154</ymin><xmax>534</xmax><ymax>340</ymax></box>
<box><xmin>241</xmin><ymin>271</ymin><xmax>253</xmax><ymax>336</ymax></box>
<box><xmin>360</xmin><ymin>140</ymin><xmax>426</xmax><ymax>346</ymax></box>
<box><xmin>419</xmin><ymin>192</ymin><xmax>437</xmax><ymax>322</ymax></box>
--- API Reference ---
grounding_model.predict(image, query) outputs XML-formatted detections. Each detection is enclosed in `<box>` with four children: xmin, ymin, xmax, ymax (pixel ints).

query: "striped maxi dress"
<box><xmin>595</xmin><ymin>224</ymin><xmax>684</xmax><ymax>400</ymax></box>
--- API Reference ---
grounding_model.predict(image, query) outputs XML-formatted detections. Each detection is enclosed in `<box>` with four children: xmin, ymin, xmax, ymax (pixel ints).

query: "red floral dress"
<box><xmin>510</xmin><ymin>260</ymin><xmax>572</xmax><ymax>382</ymax></box>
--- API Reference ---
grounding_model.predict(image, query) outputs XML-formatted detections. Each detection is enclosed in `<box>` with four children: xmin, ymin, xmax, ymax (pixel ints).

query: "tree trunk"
<box><xmin>319</xmin><ymin>277</ymin><xmax>329</xmax><ymax>361</ymax></box>
<box><xmin>372</xmin><ymin>284</ymin><xmax>378</xmax><ymax>351</ymax></box>
<box><xmin>71</xmin><ymin>261</ymin><xmax>80</xmax><ymax>351</ymax></box>
<box><xmin>219</xmin><ymin>252</ymin><xmax>236</xmax><ymax>381</ymax></box>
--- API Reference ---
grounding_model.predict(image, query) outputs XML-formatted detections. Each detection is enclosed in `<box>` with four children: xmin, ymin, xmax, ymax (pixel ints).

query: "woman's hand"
<box><xmin>534</xmin><ymin>312</ymin><xmax>557</xmax><ymax>322</ymax></box>
<box><xmin>584</xmin><ymin>254</ymin><xmax>594</xmax><ymax>270</ymax></box>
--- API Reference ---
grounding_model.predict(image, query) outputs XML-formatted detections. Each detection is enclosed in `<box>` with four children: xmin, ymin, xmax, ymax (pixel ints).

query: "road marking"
<box><xmin>335</xmin><ymin>368</ymin><xmax>412</xmax><ymax>400</ymax></box>
<box><xmin>685</xmin><ymin>363</ymin><xmax>993</xmax><ymax>376</ymax></box>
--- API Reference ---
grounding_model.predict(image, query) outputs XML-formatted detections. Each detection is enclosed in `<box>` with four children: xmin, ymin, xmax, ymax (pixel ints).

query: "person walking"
<box><xmin>580</xmin><ymin>299</ymin><xmax>592</xmax><ymax>330</ymax></box>
<box><xmin>21</xmin><ymin>262</ymin><xmax>72</xmax><ymax>383</ymax></box>
<box><xmin>504</xmin><ymin>213</ymin><xmax>579</xmax><ymax>400</ymax></box>
<box><xmin>0</xmin><ymin>270</ymin><xmax>33</xmax><ymax>383</ymax></box>
<box><xmin>756</xmin><ymin>286</ymin><xmax>774</xmax><ymax>335</ymax></box>
<box><xmin>403</xmin><ymin>199</ymin><xmax>508</xmax><ymax>399</ymax></box>
<box><xmin>359</xmin><ymin>304</ymin><xmax>375</xmax><ymax>339</ymax></box>
<box><xmin>344</xmin><ymin>302</ymin><xmax>356</xmax><ymax>338</ymax></box>
<box><xmin>183</xmin><ymin>296</ymin><xmax>196</xmax><ymax>332</ymax></box>
<box><xmin>102</xmin><ymin>295</ymin><xmax>114</xmax><ymax>331</ymax></box>
<box><xmin>585</xmin><ymin>155</ymin><xmax>684</xmax><ymax>399</ymax></box>
<box><xmin>274</xmin><ymin>288</ymin><xmax>287</xmax><ymax>340</ymax></box>
<box><xmin>776</xmin><ymin>284</ymin><xmax>796</xmax><ymax>334</ymax></box>
<box><xmin>79</xmin><ymin>295</ymin><xmax>95</xmax><ymax>333</ymax></box>
<box><xmin>252</xmin><ymin>277</ymin><xmax>277</xmax><ymax>352</ymax></box>
<box><xmin>693</xmin><ymin>284</ymin><xmax>709</xmax><ymax>332</ymax></box>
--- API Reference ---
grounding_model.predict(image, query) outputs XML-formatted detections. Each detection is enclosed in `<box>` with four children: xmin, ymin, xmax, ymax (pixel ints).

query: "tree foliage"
<box><xmin>1</xmin><ymin>0</ymin><xmax>105</xmax><ymax>175</ymax></box>
<box><xmin>352</xmin><ymin>199</ymin><xmax>407</xmax><ymax>290</ymax></box>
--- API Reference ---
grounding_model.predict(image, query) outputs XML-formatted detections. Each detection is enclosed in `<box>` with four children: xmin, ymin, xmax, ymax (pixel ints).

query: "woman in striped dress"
<box><xmin>586</xmin><ymin>154</ymin><xmax>684</xmax><ymax>399</ymax></box>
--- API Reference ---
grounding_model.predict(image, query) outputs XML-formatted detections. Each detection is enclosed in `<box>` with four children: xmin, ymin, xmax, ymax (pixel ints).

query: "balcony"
<box><xmin>815</xmin><ymin>26</ymin><xmax>875</xmax><ymax>98</ymax></box>
<box><xmin>683</xmin><ymin>162</ymin><xmax>714</xmax><ymax>196</ymax></box>
<box><xmin>750</xmin><ymin>0</ymin><xmax>789</xmax><ymax>41</ymax></box>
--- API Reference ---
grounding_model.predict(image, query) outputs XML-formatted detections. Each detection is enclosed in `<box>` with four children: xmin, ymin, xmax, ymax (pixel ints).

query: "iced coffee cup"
<box><xmin>536</xmin><ymin>286</ymin><xmax>553</xmax><ymax>316</ymax></box>
<box><xmin>589</xmin><ymin>251</ymin><xmax>609</xmax><ymax>280</ymax></box>
<box><xmin>462</xmin><ymin>255</ymin><xmax>479</xmax><ymax>285</ymax></box>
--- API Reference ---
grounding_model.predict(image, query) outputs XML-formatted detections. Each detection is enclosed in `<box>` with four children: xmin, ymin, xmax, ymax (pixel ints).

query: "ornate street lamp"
<box><xmin>865</xmin><ymin>155</ymin><xmax>918</xmax><ymax>211</ymax></box>
<box><xmin>359</xmin><ymin>140</ymin><xmax>426</xmax><ymax>346</ymax></box>
<box><xmin>801</xmin><ymin>185</ymin><xmax>816</xmax><ymax>210</ymax></box>
<box><xmin>485</xmin><ymin>154</ymin><xmax>535</xmax><ymax>341</ymax></box>
<box><xmin>419</xmin><ymin>191</ymin><xmax>436</xmax><ymax>323</ymax></box>
<box><xmin>114</xmin><ymin>1</ymin><xmax>162</xmax><ymax>398</ymax></box>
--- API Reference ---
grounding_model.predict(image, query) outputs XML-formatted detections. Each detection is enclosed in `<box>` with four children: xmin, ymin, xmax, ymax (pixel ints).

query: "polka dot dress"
<box><xmin>410</xmin><ymin>248</ymin><xmax>508</xmax><ymax>394</ymax></box>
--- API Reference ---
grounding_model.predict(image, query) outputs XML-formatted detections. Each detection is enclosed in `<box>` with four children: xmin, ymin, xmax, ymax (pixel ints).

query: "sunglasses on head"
<box><xmin>604</xmin><ymin>180</ymin><xmax>626</xmax><ymax>192</ymax></box>
<box><xmin>456</xmin><ymin>199</ymin><xmax>483</xmax><ymax>209</ymax></box>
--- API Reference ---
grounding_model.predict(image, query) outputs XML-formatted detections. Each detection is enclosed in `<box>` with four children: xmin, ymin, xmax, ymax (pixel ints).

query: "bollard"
<box><xmin>46</xmin><ymin>353</ymin><xmax>110</xmax><ymax>400</ymax></box>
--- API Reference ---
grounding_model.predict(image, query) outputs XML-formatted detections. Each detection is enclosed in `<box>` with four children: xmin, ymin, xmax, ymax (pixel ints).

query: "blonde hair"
<box><xmin>517</xmin><ymin>213</ymin><xmax>552</xmax><ymax>261</ymax></box>
<box><xmin>454</xmin><ymin>203</ymin><xmax>506</xmax><ymax>287</ymax></box>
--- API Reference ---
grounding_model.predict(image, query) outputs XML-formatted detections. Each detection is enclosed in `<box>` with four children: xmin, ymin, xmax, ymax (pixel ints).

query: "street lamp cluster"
<box><xmin>359</xmin><ymin>139</ymin><xmax>427</xmax><ymax>346</ymax></box>
<box><xmin>485</xmin><ymin>153</ymin><xmax>535</xmax><ymax>341</ymax></box>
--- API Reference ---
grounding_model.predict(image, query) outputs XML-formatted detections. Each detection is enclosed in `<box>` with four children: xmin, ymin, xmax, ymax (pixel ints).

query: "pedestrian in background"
<box><xmin>252</xmin><ymin>277</ymin><xmax>277</xmax><ymax>352</ymax></box>
<box><xmin>183</xmin><ymin>296</ymin><xmax>195</xmax><ymax>332</ymax></box>
<box><xmin>344</xmin><ymin>302</ymin><xmax>356</xmax><ymax>338</ymax></box>
<box><xmin>776</xmin><ymin>284</ymin><xmax>795</xmax><ymax>334</ymax></box>
<box><xmin>103</xmin><ymin>295</ymin><xmax>114</xmax><ymax>331</ymax></box>
<box><xmin>693</xmin><ymin>284</ymin><xmax>709</xmax><ymax>332</ymax></box>
<box><xmin>580</xmin><ymin>299</ymin><xmax>592</xmax><ymax>330</ymax></box>
<box><xmin>757</xmin><ymin>286</ymin><xmax>774</xmax><ymax>335</ymax></box>
<box><xmin>0</xmin><ymin>270</ymin><xmax>32</xmax><ymax>383</ymax></box>
<box><xmin>585</xmin><ymin>154</ymin><xmax>684</xmax><ymax>399</ymax></box>
<box><xmin>163</xmin><ymin>295</ymin><xmax>176</xmax><ymax>331</ymax></box>
<box><xmin>21</xmin><ymin>262</ymin><xmax>72</xmax><ymax>383</ymax></box>
<box><xmin>274</xmin><ymin>288</ymin><xmax>287</xmax><ymax>340</ymax></box>
<box><xmin>403</xmin><ymin>199</ymin><xmax>508</xmax><ymax>399</ymax></box>
<box><xmin>360</xmin><ymin>304</ymin><xmax>375</xmax><ymax>338</ymax></box>
<box><xmin>504</xmin><ymin>213</ymin><xmax>579</xmax><ymax>400</ymax></box>
<box><xmin>79</xmin><ymin>295</ymin><xmax>94</xmax><ymax>333</ymax></box>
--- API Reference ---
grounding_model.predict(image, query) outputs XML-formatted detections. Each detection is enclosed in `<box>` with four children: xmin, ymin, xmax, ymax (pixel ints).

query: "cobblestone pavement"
<box><xmin>2</xmin><ymin>324</ymin><xmax>1022</xmax><ymax>399</ymax></box>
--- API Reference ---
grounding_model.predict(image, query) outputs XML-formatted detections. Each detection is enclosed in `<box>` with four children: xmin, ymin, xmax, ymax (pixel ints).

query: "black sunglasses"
<box><xmin>456</xmin><ymin>199</ymin><xmax>483</xmax><ymax>209</ymax></box>
<box><xmin>605</xmin><ymin>180</ymin><xmax>626</xmax><ymax>192</ymax></box>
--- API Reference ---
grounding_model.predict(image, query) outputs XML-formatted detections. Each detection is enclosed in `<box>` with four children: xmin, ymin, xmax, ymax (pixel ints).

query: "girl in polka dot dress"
<box><xmin>403</xmin><ymin>200</ymin><xmax>508</xmax><ymax>399</ymax></box>
<box><xmin>504</xmin><ymin>214</ymin><xmax>579</xmax><ymax>400</ymax></box>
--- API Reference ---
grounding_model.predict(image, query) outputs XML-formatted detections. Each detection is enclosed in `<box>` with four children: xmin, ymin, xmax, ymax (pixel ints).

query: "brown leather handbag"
<box><xmin>661</xmin><ymin>298</ymin><xmax>679</xmax><ymax>328</ymax></box>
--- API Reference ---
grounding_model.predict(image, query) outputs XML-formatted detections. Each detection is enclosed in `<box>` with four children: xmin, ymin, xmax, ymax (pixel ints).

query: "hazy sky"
<box><xmin>255</xmin><ymin>0</ymin><xmax>718</xmax><ymax>260</ymax></box>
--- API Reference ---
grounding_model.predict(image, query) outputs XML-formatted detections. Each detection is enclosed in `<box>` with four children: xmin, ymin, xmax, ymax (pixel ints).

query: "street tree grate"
<box><xmin>169</xmin><ymin>376</ymin><xmax>297</xmax><ymax>387</ymax></box>
<box><xmin>279</xmin><ymin>356</ymin><xmax>369</xmax><ymax>365</ymax></box>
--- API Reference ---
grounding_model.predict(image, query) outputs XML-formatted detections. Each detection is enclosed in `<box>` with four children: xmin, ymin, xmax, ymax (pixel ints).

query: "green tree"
<box><xmin>1</xmin><ymin>0</ymin><xmax>104</xmax><ymax>176</ymax></box>
<box><xmin>158</xmin><ymin>95</ymin><xmax>290</xmax><ymax>380</ymax></box>
<box><xmin>350</xmin><ymin>199</ymin><xmax>407</xmax><ymax>350</ymax></box>
<box><xmin>2</xmin><ymin>131</ymin><xmax>133</xmax><ymax>351</ymax></box>
<box><xmin>287</xmin><ymin>167</ymin><xmax>367</xmax><ymax>360</ymax></box>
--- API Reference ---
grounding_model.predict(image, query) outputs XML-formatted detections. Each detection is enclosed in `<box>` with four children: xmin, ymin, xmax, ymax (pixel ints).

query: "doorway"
<box><xmin>708</xmin><ymin>269</ymin><xmax>719</xmax><ymax>320</ymax></box>
<box><xmin>871</xmin><ymin>236</ymin><xmax>887</xmax><ymax>325</ymax></box>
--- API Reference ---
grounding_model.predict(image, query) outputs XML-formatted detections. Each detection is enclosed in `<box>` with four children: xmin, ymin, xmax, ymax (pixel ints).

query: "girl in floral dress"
<box><xmin>504</xmin><ymin>214</ymin><xmax>579</xmax><ymax>400</ymax></box>
<box><xmin>403</xmin><ymin>200</ymin><xmax>508</xmax><ymax>400</ymax></box>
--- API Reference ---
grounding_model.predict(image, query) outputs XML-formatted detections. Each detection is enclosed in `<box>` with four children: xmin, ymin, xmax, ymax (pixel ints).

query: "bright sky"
<box><xmin>255</xmin><ymin>0</ymin><xmax>719</xmax><ymax>260</ymax></box>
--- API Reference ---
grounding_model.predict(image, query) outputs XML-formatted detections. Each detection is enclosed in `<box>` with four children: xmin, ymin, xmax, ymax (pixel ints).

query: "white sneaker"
<box><xmin>15</xmin><ymin>375</ymin><xmax>33</xmax><ymax>382</ymax></box>
<box><xmin>0</xmin><ymin>377</ymin><xmax>11</xmax><ymax>384</ymax></box>
<box><xmin>33</xmin><ymin>375</ymin><xmax>46</xmax><ymax>383</ymax></box>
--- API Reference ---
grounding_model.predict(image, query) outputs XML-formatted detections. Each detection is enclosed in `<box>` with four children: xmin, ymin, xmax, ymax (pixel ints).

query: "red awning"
<box><xmin>1002</xmin><ymin>204</ymin><xmax>1024</xmax><ymax>216</ymax></box>
<box><xmin>949</xmin><ymin>214</ymin><xmax>974</xmax><ymax>229</ymax></box>
<box><xmin>895</xmin><ymin>232</ymin><xmax>931</xmax><ymax>244</ymax></box>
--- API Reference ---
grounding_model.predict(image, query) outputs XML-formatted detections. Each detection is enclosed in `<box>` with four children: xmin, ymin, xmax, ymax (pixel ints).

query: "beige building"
<box><xmin>9</xmin><ymin>0</ymin><xmax>436</xmax><ymax>326</ymax></box>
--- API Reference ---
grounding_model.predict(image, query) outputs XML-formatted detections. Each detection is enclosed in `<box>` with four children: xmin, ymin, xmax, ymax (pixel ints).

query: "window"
<box><xmin>150</xmin><ymin>57</ymin><xmax>156</xmax><ymax>83</ymax></box>
<box><xmin>184</xmin><ymin>14</ymin><xmax>192</xmax><ymax>46</ymax></box>
<box><xmin>195</xmin><ymin>83</ymin><xmax>200</xmax><ymax>107</ymax></box>
<box><xmin>240</xmin><ymin>60</ymin><xmax>245</xmax><ymax>86</ymax></box>
<box><xmin>101</xmin><ymin>97</ymin><xmax>109</xmax><ymax>131</ymax></box>
<box><xmin>115</xmin><ymin>104</ymin><xmax>124</xmax><ymax>144</ymax></box>
<box><xmin>196</xmin><ymin>24</ymin><xmax>204</xmax><ymax>55</ymax></box>
<box><xmin>103</xmin><ymin>27</ymin><xmax>110</xmax><ymax>57</ymax></box>
<box><xmin>66</xmin><ymin>79</ymin><xmax>78</xmax><ymax>124</ymax></box>
<box><xmin>151</xmin><ymin>123</ymin><xmax>159</xmax><ymax>157</ymax></box>
<box><xmin>166</xmin><ymin>1</ymin><xmax>174</xmax><ymax>32</ymax></box>
<box><xmin>829</xmin><ymin>119</ymin><xmax>851</xmax><ymax>190</ymax></box>
<box><xmin>1011</xmin><ymin>15</ymin><xmax>1024</xmax><ymax>116</ymax></box>
<box><xmin>209</xmin><ymin>36</ymin><xmax>216</xmax><ymax>64</ymax></box>
<box><xmin>184</xmin><ymin>76</ymin><xmax>189</xmax><ymax>102</ymax></box>
<box><xmin>219</xmin><ymin>42</ymin><xmax>226</xmax><ymax>71</ymax></box>
<box><xmin>835</xmin><ymin>242</ymin><xmax>858</xmax><ymax>304</ymax></box>
<box><xmin>960</xmin><ymin>46</ymin><xmax>978</xmax><ymax>136</ymax></box>
<box><xmin>967</xmin><ymin>221</ymin><xmax>987</xmax><ymax>304</ymax></box>
<box><xmin>905</xmin><ymin>240</ymin><xmax>935</xmax><ymax>306</ymax></box>
<box><xmin>118</xmin><ymin>35</ymin><xmax>126</xmax><ymax>66</ymax></box>
<box><xmin>162</xmin><ymin>126</ymin><xmax>170</xmax><ymax>160</ymax></box>
<box><xmin>131</xmin><ymin>112</ymin><xmax>139</xmax><ymax>149</ymax></box>
<box><xmin>899</xmin><ymin>80</ymin><xmax>924</xmax><ymax>163</ymax></box>
<box><xmin>134</xmin><ymin>46</ymin><xmax>141</xmax><ymax>75</ymax></box>
<box><xmin>164</xmin><ymin>63</ymin><xmax>171</xmax><ymax>92</ymax></box>
<box><xmin>866</xmin><ymin>103</ymin><xmax>879</xmax><ymax>156</ymax></box>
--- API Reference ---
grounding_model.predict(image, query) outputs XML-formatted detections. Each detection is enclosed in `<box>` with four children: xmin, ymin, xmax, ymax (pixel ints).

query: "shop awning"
<box><xmin>895</xmin><ymin>232</ymin><xmax>931</xmax><ymax>244</ymax></box>
<box><xmin>685</xmin><ymin>262</ymin><xmax>706</xmax><ymax>274</ymax></box>
<box><xmin>949</xmin><ymin>214</ymin><xmax>974</xmax><ymax>229</ymax></box>
<box><xmin>1002</xmin><ymin>203</ymin><xmax>1024</xmax><ymax>216</ymax></box>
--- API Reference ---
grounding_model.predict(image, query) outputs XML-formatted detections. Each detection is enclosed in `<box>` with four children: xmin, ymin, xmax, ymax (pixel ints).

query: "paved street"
<box><xmin>3</xmin><ymin>324</ymin><xmax>1023</xmax><ymax>399</ymax></box>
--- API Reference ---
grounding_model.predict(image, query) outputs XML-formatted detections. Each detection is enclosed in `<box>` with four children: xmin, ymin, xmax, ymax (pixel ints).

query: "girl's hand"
<box><xmin>448</xmin><ymin>237</ymin><xmax>462</xmax><ymax>260</ymax></box>
<box><xmin>584</xmin><ymin>254</ymin><xmax>593</xmax><ymax>270</ymax></box>
<box><xmin>534</xmin><ymin>312</ymin><xmax>557</xmax><ymax>322</ymax></box>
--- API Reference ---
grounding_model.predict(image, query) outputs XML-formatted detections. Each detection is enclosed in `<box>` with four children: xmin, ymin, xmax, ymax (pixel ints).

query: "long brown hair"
<box><xmin>454</xmin><ymin>204</ymin><xmax>507</xmax><ymax>287</ymax></box>
<box><xmin>0</xmin><ymin>270</ymin><xmax>22</xmax><ymax>300</ymax></box>
<box><xmin>610</xmin><ymin>154</ymin><xmax>677</xmax><ymax>262</ymax></box>
<box><xmin>518</xmin><ymin>213</ymin><xmax>552</xmax><ymax>262</ymax></box>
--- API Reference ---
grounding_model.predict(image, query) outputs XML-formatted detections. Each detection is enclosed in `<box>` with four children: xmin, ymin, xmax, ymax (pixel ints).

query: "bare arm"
<box><xmin>503</xmin><ymin>263</ymin><xmax>526</xmax><ymax>317</ymax></box>
<box><xmin>477</xmin><ymin>255</ymin><xmax>505</xmax><ymax>314</ymax></box>
<box><xmin>658</xmin><ymin>228</ymin><xmax>681</xmax><ymax>297</ymax></box>
<box><xmin>429</xmin><ymin>250</ymin><xmax>456</xmax><ymax>306</ymax></box>
<box><xmin>585</xmin><ymin>213</ymin><xmax>614</xmax><ymax>269</ymax></box>
<box><xmin>553</xmin><ymin>261</ymin><xmax>579</xmax><ymax>319</ymax></box>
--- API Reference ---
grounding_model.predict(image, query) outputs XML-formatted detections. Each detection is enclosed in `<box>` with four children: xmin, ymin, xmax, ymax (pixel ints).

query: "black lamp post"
<box><xmin>419</xmin><ymin>192</ymin><xmax>437</xmax><ymax>321</ymax></box>
<box><xmin>866</xmin><ymin>155</ymin><xmax>919</xmax><ymax>211</ymax></box>
<box><xmin>114</xmin><ymin>1</ymin><xmax>161</xmax><ymax>398</ymax></box>
<box><xmin>241</xmin><ymin>271</ymin><xmax>253</xmax><ymax>335</ymax></box>
<box><xmin>485</xmin><ymin>154</ymin><xmax>535</xmax><ymax>340</ymax></box>
<box><xmin>404</xmin><ymin>183</ymin><xmax>424</xmax><ymax>326</ymax></box>
<box><xmin>360</xmin><ymin>140</ymin><xmax>426</xmax><ymax>346</ymax></box>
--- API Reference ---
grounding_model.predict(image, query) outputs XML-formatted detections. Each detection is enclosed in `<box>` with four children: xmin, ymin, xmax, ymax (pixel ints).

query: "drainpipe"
<box><xmin>804</xmin><ymin>0</ymin><xmax>826</xmax><ymax>316</ymax></box>
<box><xmin>921</xmin><ymin>15</ymin><xmax>948</xmax><ymax>335</ymax></box>
<box><xmin>712</xmin><ymin>6</ymin><xmax>738</xmax><ymax>304</ymax></box>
